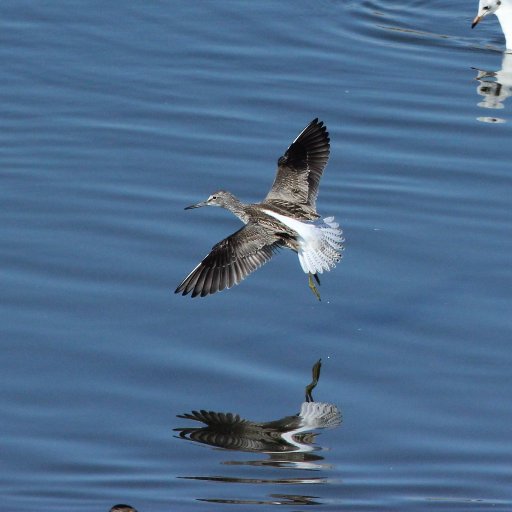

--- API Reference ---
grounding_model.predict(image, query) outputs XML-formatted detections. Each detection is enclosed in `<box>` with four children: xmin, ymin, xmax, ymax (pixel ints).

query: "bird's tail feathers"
<box><xmin>298</xmin><ymin>216</ymin><xmax>344</xmax><ymax>275</ymax></box>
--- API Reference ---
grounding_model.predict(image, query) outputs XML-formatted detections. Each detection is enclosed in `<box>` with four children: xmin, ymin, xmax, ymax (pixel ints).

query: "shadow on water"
<box><xmin>474</xmin><ymin>52</ymin><xmax>512</xmax><ymax>123</ymax></box>
<box><xmin>174</xmin><ymin>360</ymin><xmax>342</xmax><ymax>506</ymax></box>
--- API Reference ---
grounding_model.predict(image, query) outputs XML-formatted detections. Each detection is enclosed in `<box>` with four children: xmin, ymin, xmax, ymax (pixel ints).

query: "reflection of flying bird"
<box><xmin>175</xmin><ymin>359</ymin><xmax>341</xmax><ymax>455</ymax></box>
<box><xmin>175</xmin><ymin>119</ymin><xmax>343</xmax><ymax>300</ymax></box>
<box><xmin>175</xmin><ymin>402</ymin><xmax>341</xmax><ymax>454</ymax></box>
<box><xmin>472</xmin><ymin>0</ymin><xmax>512</xmax><ymax>50</ymax></box>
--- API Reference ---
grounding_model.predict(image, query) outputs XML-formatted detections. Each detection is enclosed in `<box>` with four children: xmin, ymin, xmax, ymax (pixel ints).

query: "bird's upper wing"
<box><xmin>265</xmin><ymin>118</ymin><xmax>330</xmax><ymax>213</ymax></box>
<box><xmin>175</xmin><ymin>223</ymin><xmax>282</xmax><ymax>297</ymax></box>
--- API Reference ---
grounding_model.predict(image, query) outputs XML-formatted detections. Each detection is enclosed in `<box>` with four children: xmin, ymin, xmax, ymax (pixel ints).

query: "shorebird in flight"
<box><xmin>175</xmin><ymin>118</ymin><xmax>343</xmax><ymax>300</ymax></box>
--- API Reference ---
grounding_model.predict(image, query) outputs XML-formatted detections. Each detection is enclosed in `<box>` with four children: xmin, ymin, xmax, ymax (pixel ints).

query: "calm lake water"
<box><xmin>1</xmin><ymin>1</ymin><xmax>511</xmax><ymax>511</ymax></box>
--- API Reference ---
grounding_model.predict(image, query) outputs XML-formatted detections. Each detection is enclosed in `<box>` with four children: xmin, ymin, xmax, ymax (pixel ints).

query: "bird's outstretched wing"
<box><xmin>175</xmin><ymin>409</ymin><xmax>301</xmax><ymax>451</ymax></box>
<box><xmin>265</xmin><ymin>118</ymin><xmax>330</xmax><ymax>215</ymax></box>
<box><xmin>177</xmin><ymin>410</ymin><xmax>250</xmax><ymax>428</ymax></box>
<box><xmin>175</xmin><ymin>223</ymin><xmax>282</xmax><ymax>297</ymax></box>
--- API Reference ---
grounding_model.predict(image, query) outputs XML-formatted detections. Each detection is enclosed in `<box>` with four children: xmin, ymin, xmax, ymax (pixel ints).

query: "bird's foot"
<box><xmin>308</xmin><ymin>273</ymin><xmax>321</xmax><ymax>301</ymax></box>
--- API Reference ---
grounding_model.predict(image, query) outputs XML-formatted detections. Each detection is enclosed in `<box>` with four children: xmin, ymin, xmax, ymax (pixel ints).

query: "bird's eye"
<box><xmin>211</xmin><ymin>195</ymin><xmax>217</xmax><ymax>200</ymax></box>
<box><xmin>497</xmin><ymin>0</ymin><xmax>501</xmax><ymax>5</ymax></box>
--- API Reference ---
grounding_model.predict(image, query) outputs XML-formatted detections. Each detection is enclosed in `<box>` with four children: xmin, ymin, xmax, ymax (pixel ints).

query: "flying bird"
<box><xmin>175</xmin><ymin>118</ymin><xmax>343</xmax><ymax>300</ymax></box>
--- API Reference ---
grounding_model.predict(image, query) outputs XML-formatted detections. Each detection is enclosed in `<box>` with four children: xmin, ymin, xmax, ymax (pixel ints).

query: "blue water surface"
<box><xmin>1</xmin><ymin>1</ymin><xmax>511</xmax><ymax>511</ymax></box>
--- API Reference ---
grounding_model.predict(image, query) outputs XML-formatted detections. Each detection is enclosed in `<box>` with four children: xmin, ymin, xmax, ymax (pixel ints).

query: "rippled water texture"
<box><xmin>1</xmin><ymin>1</ymin><xmax>511</xmax><ymax>510</ymax></box>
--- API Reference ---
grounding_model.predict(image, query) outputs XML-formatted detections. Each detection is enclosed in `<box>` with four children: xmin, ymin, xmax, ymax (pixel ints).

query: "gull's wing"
<box><xmin>265</xmin><ymin>118</ymin><xmax>330</xmax><ymax>214</ymax></box>
<box><xmin>175</xmin><ymin>223</ymin><xmax>282</xmax><ymax>297</ymax></box>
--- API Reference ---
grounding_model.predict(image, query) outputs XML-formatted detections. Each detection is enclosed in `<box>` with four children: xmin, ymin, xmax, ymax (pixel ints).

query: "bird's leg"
<box><xmin>305</xmin><ymin>358</ymin><xmax>322</xmax><ymax>402</ymax></box>
<box><xmin>308</xmin><ymin>272</ymin><xmax>321</xmax><ymax>301</ymax></box>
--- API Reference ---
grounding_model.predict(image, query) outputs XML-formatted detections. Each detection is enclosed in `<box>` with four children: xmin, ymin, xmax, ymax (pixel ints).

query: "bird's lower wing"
<box><xmin>175</xmin><ymin>224</ymin><xmax>281</xmax><ymax>297</ymax></box>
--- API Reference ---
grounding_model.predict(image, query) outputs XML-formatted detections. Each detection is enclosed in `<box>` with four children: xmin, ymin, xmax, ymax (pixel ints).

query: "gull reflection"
<box><xmin>474</xmin><ymin>52</ymin><xmax>512</xmax><ymax>122</ymax></box>
<box><xmin>174</xmin><ymin>359</ymin><xmax>341</xmax><ymax>506</ymax></box>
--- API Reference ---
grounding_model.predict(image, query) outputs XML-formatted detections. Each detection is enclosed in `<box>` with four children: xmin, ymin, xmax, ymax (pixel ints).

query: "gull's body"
<box><xmin>472</xmin><ymin>0</ymin><xmax>512</xmax><ymax>51</ymax></box>
<box><xmin>175</xmin><ymin>118</ymin><xmax>343</xmax><ymax>299</ymax></box>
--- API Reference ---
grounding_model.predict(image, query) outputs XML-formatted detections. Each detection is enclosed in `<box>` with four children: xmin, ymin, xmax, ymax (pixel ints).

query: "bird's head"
<box><xmin>184</xmin><ymin>190</ymin><xmax>236</xmax><ymax>210</ymax></box>
<box><xmin>472</xmin><ymin>0</ymin><xmax>502</xmax><ymax>28</ymax></box>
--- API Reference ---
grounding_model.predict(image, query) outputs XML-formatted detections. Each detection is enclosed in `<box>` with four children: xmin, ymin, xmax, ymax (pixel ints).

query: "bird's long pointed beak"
<box><xmin>184</xmin><ymin>201</ymin><xmax>207</xmax><ymax>210</ymax></box>
<box><xmin>472</xmin><ymin>14</ymin><xmax>483</xmax><ymax>29</ymax></box>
